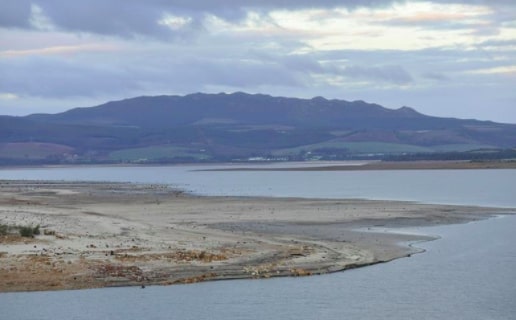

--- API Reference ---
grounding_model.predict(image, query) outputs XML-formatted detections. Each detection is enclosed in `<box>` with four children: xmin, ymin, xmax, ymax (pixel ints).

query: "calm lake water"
<box><xmin>0</xmin><ymin>164</ymin><xmax>515</xmax><ymax>207</ymax></box>
<box><xmin>1</xmin><ymin>165</ymin><xmax>515</xmax><ymax>319</ymax></box>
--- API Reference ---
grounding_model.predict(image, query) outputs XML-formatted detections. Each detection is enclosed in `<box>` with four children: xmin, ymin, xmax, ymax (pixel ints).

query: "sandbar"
<box><xmin>0</xmin><ymin>180</ymin><xmax>513</xmax><ymax>292</ymax></box>
<box><xmin>202</xmin><ymin>160</ymin><xmax>516</xmax><ymax>171</ymax></box>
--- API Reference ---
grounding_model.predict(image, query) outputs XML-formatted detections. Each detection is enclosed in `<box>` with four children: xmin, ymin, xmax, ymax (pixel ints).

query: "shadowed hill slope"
<box><xmin>2</xmin><ymin>92</ymin><xmax>515</xmax><ymax>163</ymax></box>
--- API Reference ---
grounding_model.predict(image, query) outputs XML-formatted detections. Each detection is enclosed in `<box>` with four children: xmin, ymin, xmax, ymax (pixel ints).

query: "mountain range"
<box><xmin>1</xmin><ymin>92</ymin><xmax>515</xmax><ymax>164</ymax></box>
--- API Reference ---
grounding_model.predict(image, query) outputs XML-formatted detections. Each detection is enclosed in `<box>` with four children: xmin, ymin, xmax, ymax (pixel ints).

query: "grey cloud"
<box><xmin>0</xmin><ymin>1</ymin><xmax>204</xmax><ymax>39</ymax></box>
<box><xmin>341</xmin><ymin>65</ymin><xmax>414</xmax><ymax>84</ymax></box>
<box><xmin>1</xmin><ymin>42</ymin><xmax>515</xmax><ymax>122</ymax></box>
<box><xmin>0</xmin><ymin>1</ymin><xmax>439</xmax><ymax>38</ymax></box>
<box><xmin>314</xmin><ymin>48</ymin><xmax>488</xmax><ymax>70</ymax></box>
<box><xmin>1</xmin><ymin>1</ymin><xmax>514</xmax><ymax>122</ymax></box>
<box><xmin>9</xmin><ymin>43</ymin><xmax>495</xmax><ymax>102</ymax></box>
<box><xmin>0</xmin><ymin>0</ymin><xmax>31</xmax><ymax>28</ymax></box>
<box><xmin>367</xmin><ymin>81</ymin><xmax>516</xmax><ymax>123</ymax></box>
<box><xmin>172</xmin><ymin>57</ymin><xmax>305</xmax><ymax>89</ymax></box>
<box><xmin>315</xmin><ymin>47</ymin><xmax>516</xmax><ymax>78</ymax></box>
<box><xmin>35</xmin><ymin>1</ymin><xmax>204</xmax><ymax>39</ymax></box>
<box><xmin>0</xmin><ymin>56</ymin><xmax>141</xmax><ymax>97</ymax></box>
<box><xmin>283</xmin><ymin>55</ymin><xmax>326</xmax><ymax>74</ymax></box>
<box><xmin>43</xmin><ymin>2</ymin><xmax>168</xmax><ymax>37</ymax></box>
<box><xmin>479</xmin><ymin>39</ymin><xmax>516</xmax><ymax>47</ymax></box>
<box><xmin>422</xmin><ymin>72</ymin><xmax>449</xmax><ymax>81</ymax></box>
<box><xmin>0</xmin><ymin>51</ymin><xmax>307</xmax><ymax>99</ymax></box>
<box><xmin>253</xmin><ymin>53</ymin><xmax>326</xmax><ymax>75</ymax></box>
<box><xmin>1</xmin><ymin>1</ymin><xmax>514</xmax><ymax>39</ymax></box>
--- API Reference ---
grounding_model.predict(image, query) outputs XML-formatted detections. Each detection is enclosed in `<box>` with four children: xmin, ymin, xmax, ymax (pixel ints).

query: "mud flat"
<box><xmin>0</xmin><ymin>180</ymin><xmax>513</xmax><ymax>292</ymax></box>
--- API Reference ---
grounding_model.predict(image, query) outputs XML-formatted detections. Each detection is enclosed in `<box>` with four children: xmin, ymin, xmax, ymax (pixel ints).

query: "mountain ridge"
<box><xmin>25</xmin><ymin>92</ymin><xmax>497</xmax><ymax>128</ymax></box>
<box><xmin>2</xmin><ymin>92</ymin><xmax>515</xmax><ymax>164</ymax></box>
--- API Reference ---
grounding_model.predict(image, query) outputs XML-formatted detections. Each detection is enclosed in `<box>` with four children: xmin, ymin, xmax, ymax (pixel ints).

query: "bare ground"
<box><xmin>0</xmin><ymin>180</ymin><xmax>512</xmax><ymax>292</ymax></box>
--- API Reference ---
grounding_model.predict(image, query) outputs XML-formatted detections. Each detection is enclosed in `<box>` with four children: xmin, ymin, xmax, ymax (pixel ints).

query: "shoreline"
<box><xmin>1</xmin><ymin>180</ymin><xmax>513</xmax><ymax>292</ymax></box>
<box><xmin>200</xmin><ymin>160</ymin><xmax>516</xmax><ymax>171</ymax></box>
<box><xmin>2</xmin><ymin>160</ymin><xmax>516</xmax><ymax>172</ymax></box>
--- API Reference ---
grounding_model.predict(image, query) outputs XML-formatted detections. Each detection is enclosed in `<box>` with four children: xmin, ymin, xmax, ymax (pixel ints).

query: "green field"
<box><xmin>430</xmin><ymin>144</ymin><xmax>496</xmax><ymax>152</ymax></box>
<box><xmin>108</xmin><ymin>145</ymin><xmax>211</xmax><ymax>162</ymax></box>
<box><xmin>272</xmin><ymin>140</ymin><xmax>434</xmax><ymax>156</ymax></box>
<box><xmin>272</xmin><ymin>140</ymin><xmax>499</xmax><ymax>156</ymax></box>
<box><xmin>0</xmin><ymin>143</ymin><xmax>73</xmax><ymax>159</ymax></box>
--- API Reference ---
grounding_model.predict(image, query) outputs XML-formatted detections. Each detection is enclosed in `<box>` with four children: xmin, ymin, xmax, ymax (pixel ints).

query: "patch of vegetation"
<box><xmin>431</xmin><ymin>144</ymin><xmax>496</xmax><ymax>152</ymax></box>
<box><xmin>108</xmin><ymin>145</ymin><xmax>211</xmax><ymax>162</ymax></box>
<box><xmin>0</xmin><ymin>224</ymin><xmax>8</xmax><ymax>235</ymax></box>
<box><xmin>18</xmin><ymin>224</ymin><xmax>40</xmax><ymax>238</ymax></box>
<box><xmin>273</xmin><ymin>141</ymin><xmax>434</xmax><ymax>156</ymax></box>
<box><xmin>0</xmin><ymin>142</ymin><xmax>74</xmax><ymax>160</ymax></box>
<box><xmin>0</xmin><ymin>223</ymin><xmax>40</xmax><ymax>237</ymax></box>
<box><xmin>384</xmin><ymin>148</ymin><xmax>516</xmax><ymax>161</ymax></box>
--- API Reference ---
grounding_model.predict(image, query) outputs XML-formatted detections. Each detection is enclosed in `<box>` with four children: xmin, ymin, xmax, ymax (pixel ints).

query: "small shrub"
<box><xmin>0</xmin><ymin>224</ymin><xmax>8</xmax><ymax>235</ymax></box>
<box><xmin>19</xmin><ymin>225</ymin><xmax>40</xmax><ymax>238</ymax></box>
<box><xmin>19</xmin><ymin>226</ymin><xmax>34</xmax><ymax>237</ymax></box>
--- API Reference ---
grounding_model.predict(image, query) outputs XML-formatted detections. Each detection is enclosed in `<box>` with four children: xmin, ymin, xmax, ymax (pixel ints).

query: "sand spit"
<box><xmin>202</xmin><ymin>160</ymin><xmax>516</xmax><ymax>171</ymax></box>
<box><xmin>0</xmin><ymin>180</ymin><xmax>512</xmax><ymax>292</ymax></box>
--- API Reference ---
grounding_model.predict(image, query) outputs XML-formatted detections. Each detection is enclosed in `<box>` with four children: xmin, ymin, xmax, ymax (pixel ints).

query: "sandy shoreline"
<box><xmin>2</xmin><ymin>160</ymin><xmax>516</xmax><ymax>171</ymax></box>
<box><xmin>201</xmin><ymin>160</ymin><xmax>516</xmax><ymax>171</ymax></box>
<box><xmin>0</xmin><ymin>180</ymin><xmax>513</xmax><ymax>292</ymax></box>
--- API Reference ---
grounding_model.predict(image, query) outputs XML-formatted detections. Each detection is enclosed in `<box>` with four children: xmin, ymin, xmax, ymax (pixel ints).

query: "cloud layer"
<box><xmin>1</xmin><ymin>0</ymin><xmax>515</xmax><ymax>122</ymax></box>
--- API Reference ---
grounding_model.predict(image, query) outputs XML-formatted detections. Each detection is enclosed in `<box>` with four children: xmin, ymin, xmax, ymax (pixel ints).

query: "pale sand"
<box><xmin>0</xmin><ymin>180</ymin><xmax>513</xmax><ymax>292</ymax></box>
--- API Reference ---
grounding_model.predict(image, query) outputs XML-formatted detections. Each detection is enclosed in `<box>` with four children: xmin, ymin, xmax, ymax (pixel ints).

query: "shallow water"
<box><xmin>0</xmin><ymin>165</ymin><xmax>515</xmax><ymax>319</ymax></box>
<box><xmin>1</xmin><ymin>165</ymin><xmax>515</xmax><ymax>207</ymax></box>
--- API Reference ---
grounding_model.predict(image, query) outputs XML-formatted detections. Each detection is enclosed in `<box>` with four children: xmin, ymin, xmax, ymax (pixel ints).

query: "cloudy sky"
<box><xmin>1</xmin><ymin>1</ymin><xmax>515</xmax><ymax>122</ymax></box>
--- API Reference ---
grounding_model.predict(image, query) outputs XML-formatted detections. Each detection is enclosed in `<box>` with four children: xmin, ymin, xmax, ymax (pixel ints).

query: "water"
<box><xmin>2</xmin><ymin>216</ymin><xmax>515</xmax><ymax>320</ymax></box>
<box><xmin>0</xmin><ymin>164</ymin><xmax>515</xmax><ymax>207</ymax></box>
<box><xmin>1</xmin><ymin>165</ymin><xmax>515</xmax><ymax>319</ymax></box>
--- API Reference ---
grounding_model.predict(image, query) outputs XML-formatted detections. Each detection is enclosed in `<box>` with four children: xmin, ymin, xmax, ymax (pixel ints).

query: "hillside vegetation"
<box><xmin>2</xmin><ymin>92</ymin><xmax>515</xmax><ymax>164</ymax></box>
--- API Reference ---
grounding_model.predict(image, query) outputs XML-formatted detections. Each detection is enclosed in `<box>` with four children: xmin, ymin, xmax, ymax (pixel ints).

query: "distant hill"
<box><xmin>2</xmin><ymin>92</ymin><xmax>516</xmax><ymax>164</ymax></box>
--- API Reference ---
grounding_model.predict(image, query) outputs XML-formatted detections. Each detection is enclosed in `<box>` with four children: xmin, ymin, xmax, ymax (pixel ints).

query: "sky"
<box><xmin>1</xmin><ymin>1</ymin><xmax>515</xmax><ymax>123</ymax></box>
